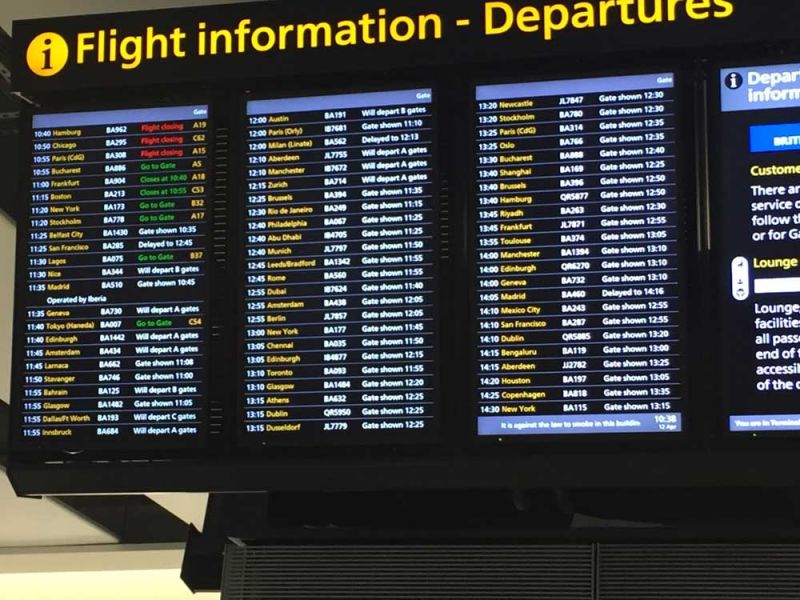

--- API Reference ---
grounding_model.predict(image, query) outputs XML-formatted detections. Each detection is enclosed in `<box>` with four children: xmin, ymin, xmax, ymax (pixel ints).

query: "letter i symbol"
<box><xmin>42</xmin><ymin>38</ymin><xmax>53</xmax><ymax>70</ymax></box>
<box><xmin>725</xmin><ymin>72</ymin><xmax>743</xmax><ymax>90</ymax></box>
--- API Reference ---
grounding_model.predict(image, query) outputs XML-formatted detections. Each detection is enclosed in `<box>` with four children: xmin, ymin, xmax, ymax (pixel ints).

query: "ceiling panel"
<box><xmin>0</xmin><ymin>570</ymin><xmax>220</xmax><ymax>600</ymax></box>
<box><xmin>4</xmin><ymin>0</ymin><xmax>253</xmax><ymax>33</ymax></box>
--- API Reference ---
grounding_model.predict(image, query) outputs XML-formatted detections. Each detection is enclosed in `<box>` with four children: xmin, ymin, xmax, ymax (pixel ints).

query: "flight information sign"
<box><xmin>717</xmin><ymin>63</ymin><xmax>800</xmax><ymax>434</ymax></box>
<box><xmin>474</xmin><ymin>73</ymin><xmax>687</xmax><ymax>438</ymax></box>
<box><xmin>15</xmin><ymin>105</ymin><xmax>210</xmax><ymax>451</ymax></box>
<box><xmin>242</xmin><ymin>88</ymin><xmax>439</xmax><ymax>446</ymax></box>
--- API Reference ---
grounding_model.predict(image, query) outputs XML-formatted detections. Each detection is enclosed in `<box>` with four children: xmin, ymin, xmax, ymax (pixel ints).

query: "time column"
<box><xmin>23</xmin><ymin>117</ymin><xmax>111</xmax><ymax>445</ymax></box>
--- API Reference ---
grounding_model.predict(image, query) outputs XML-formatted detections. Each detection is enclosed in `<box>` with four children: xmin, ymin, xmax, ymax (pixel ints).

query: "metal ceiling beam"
<box><xmin>53</xmin><ymin>496</ymin><xmax>189</xmax><ymax>545</ymax></box>
<box><xmin>0</xmin><ymin>400</ymin><xmax>8</xmax><ymax>468</ymax></box>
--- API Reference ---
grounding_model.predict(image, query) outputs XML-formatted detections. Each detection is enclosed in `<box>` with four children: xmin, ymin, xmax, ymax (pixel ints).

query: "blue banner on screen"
<box><xmin>247</xmin><ymin>89</ymin><xmax>432</xmax><ymax>114</ymax></box>
<box><xmin>730</xmin><ymin>416</ymin><xmax>800</xmax><ymax>432</ymax></box>
<box><xmin>31</xmin><ymin>106</ymin><xmax>208</xmax><ymax>128</ymax></box>
<box><xmin>480</xmin><ymin>414</ymin><xmax>682</xmax><ymax>436</ymax></box>
<box><xmin>475</xmin><ymin>73</ymin><xmax>674</xmax><ymax>101</ymax></box>
<box><xmin>721</xmin><ymin>63</ymin><xmax>800</xmax><ymax>112</ymax></box>
<box><xmin>750</xmin><ymin>123</ymin><xmax>800</xmax><ymax>153</ymax></box>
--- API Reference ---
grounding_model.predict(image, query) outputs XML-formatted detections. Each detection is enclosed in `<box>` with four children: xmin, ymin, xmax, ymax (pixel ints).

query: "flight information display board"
<box><xmin>242</xmin><ymin>88</ymin><xmax>439</xmax><ymax>446</ymax></box>
<box><xmin>15</xmin><ymin>105</ymin><xmax>210</xmax><ymax>451</ymax></box>
<box><xmin>717</xmin><ymin>63</ymin><xmax>800</xmax><ymax>434</ymax></box>
<box><xmin>474</xmin><ymin>73</ymin><xmax>687</xmax><ymax>438</ymax></box>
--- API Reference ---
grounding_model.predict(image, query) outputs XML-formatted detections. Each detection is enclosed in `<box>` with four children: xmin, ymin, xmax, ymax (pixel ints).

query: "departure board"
<box><xmin>717</xmin><ymin>63</ymin><xmax>800</xmax><ymax>434</ymax></box>
<box><xmin>474</xmin><ymin>73</ymin><xmax>687</xmax><ymax>438</ymax></box>
<box><xmin>15</xmin><ymin>105</ymin><xmax>210</xmax><ymax>451</ymax></box>
<box><xmin>242</xmin><ymin>88</ymin><xmax>439</xmax><ymax>446</ymax></box>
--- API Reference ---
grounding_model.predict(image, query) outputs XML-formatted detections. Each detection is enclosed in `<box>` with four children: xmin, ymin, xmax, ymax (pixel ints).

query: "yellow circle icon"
<box><xmin>26</xmin><ymin>32</ymin><xmax>69</xmax><ymax>77</ymax></box>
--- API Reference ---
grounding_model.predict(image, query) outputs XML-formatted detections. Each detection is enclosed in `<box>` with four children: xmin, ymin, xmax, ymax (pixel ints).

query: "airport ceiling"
<box><xmin>3</xmin><ymin>0</ymin><xmax>253</xmax><ymax>34</ymax></box>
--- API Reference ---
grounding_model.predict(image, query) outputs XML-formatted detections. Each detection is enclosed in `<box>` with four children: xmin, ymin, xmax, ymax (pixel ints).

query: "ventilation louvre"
<box><xmin>222</xmin><ymin>544</ymin><xmax>594</xmax><ymax>600</ymax></box>
<box><xmin>598</xmin><ymin>544</ymin><xmax>800</xmax><ymax>600</ymax></box>
<box><xmin>222</xmin><ymin>543</ymin><xmax>800</xmax><ymax>599</ymax></box>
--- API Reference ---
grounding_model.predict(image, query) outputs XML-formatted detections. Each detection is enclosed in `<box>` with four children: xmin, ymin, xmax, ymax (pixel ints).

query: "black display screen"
<box><xmin>473</xmin><ymin>72</ymin><xmax>688</xmax><ymax>438</ymax></box>
<box><xmin>14</xmin><ymin>105</ymin><xmax>211</xmax><ymax>451</ymax></box>
<box><xmin>716</xmin><ymin>63</ymin><xmax>800</xmax><ymax>434</ymax></box>
<box><xmin>242</xmin><ymin>88</ymin><xmax>439</xmax><ymax>446</ymax></box>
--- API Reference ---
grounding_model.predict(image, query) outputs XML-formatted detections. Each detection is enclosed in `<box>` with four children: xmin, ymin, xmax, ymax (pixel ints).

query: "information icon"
<box><xmin>725</xmin><ymin>72</ymin><xmax>743</xmax><ymax>90</ymax></box>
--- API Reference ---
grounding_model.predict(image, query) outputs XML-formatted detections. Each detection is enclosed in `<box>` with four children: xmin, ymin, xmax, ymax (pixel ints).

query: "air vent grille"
<box><xmin>598</xmin><ymin>544</ymin><xmax>800</xmax><ymax>600</ymax></box>
<box><xmin>223</xmin><ymin>544</ymin><xmax>594</xmax><ymax>600</ymax></box>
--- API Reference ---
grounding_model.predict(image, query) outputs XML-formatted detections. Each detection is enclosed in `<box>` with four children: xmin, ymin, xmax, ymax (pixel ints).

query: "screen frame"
<box><xmin>9</xmin><ymin>95</ymin><xmax>217</xmax><ymax>463</ymax></box>
<box><xmin>466</xmin><ymin>59</ymin><xmax>702</xmax><ymax>450</ymax></box>
<box><xmin>707</xmin><ymin>54</ymin><xmax>800</xmax><ymax>444</ymax></box>
<box><xmin>234</xmin><ymin>75</ymin><xmax>447</xmax><ymax>456</ymax></box>
<box><xmin>12</xmin><ymin>41</ymin><xmax>800</xmax><ymax>491</ymax></box>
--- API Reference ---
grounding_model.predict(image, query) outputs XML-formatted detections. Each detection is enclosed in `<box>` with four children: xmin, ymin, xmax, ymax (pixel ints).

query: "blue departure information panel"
<box><xmin>717</xmin><ymin>63</ymin><xmax>800</xmax><ymax>434</ymax></box>
<box><xmin>242</xmin><ymin>89</ymin><xmax>439</xmax><ymax>446</ymax></box>
<box><xmin>15</xmin><ymin>105</ymin><xmax>211</xmax><ymax>450</ymax></box>
<box><xmin>473</xmin><ymin>73</ymin><xmax>687</xmax><ymax>438</ymax></box>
